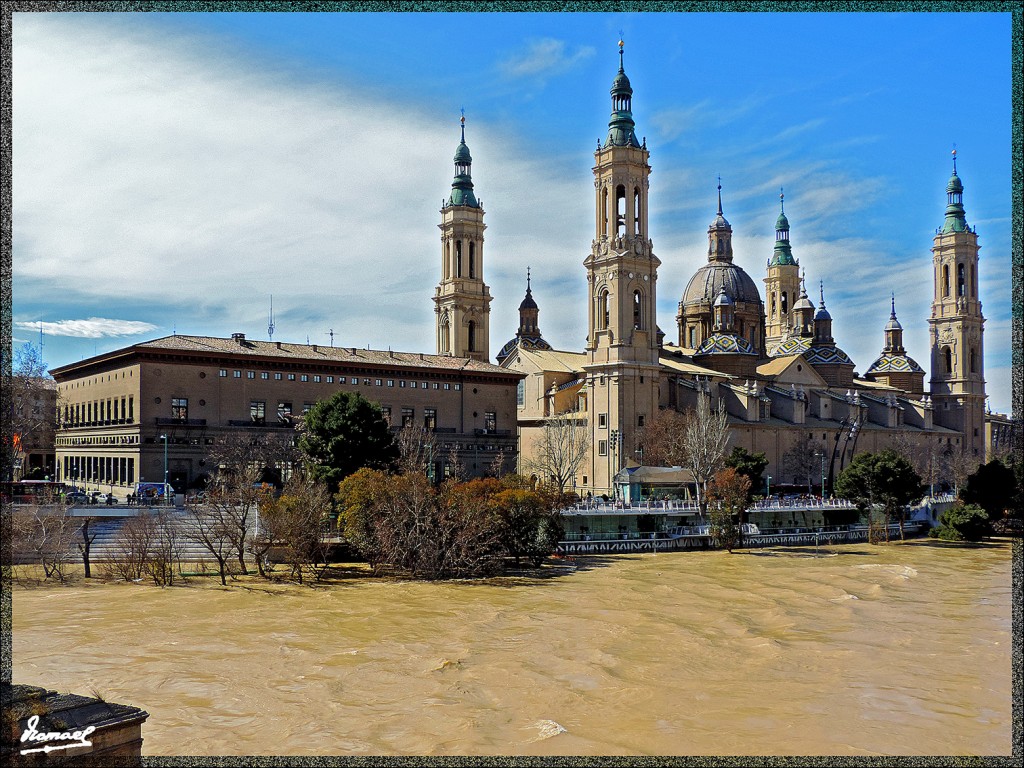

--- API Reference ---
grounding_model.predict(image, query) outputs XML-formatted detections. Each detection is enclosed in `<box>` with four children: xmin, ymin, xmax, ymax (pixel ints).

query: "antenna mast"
<box><xmin>268</xmin><ymin>295</ymin><xmax>276</xmax><ymax>341</ymax></box>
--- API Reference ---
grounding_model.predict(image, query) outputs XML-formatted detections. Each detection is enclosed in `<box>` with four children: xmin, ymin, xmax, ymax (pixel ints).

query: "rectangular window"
<box><xmin>401</xmin><ymin>407</ymin><xmax>414</xmax><ymax>428</ymax></box>
<box><xmin>485</xmin><ymin>412</ymin><xmax>496</xmax><ymax>432</ymax></box>
<box><xmin>598</xmin><ymin>440</ymin><xmax>608</xmax><ymax>456</ymax></box>
<box><xmin>348</xmin><ymin>377</ymin><xmax>356</xmax><ymax>385</ymax></box>
<box><xmin>277</xmin><ymin>401</ymin><xmax>292</xmax><ymax>418</ymax></box>
<box><xmin>424</xmin><ymin>408</ymin><xmax>437</xmax><ymax>430</ymax></box>
<box><xmin>454</xmin><ymin>383</ymin><xmax>461</xmax><ymax>391</ymax></box>
<box><xmin>274</xmin><ymin>372</ymin><xmax>282</xmax><ymax>380</ymax></box>
<box><xmin>375</xmin><ymin>379</ymin><xmax>382</xmax><ymax>386</ymax></box>
<box><xmin>303</xmin><ymin>402</ymin><xmax>314</xmax><ymax>414</ymax></box>
<box><xmin>288</xmin><ymin>374</ymin><xmax>296</xmax><ymax>381</ymax></box>
<box><xmin>327</xmin><ymin>376</ymin><xmax>334</xmax><ymax>383</ymax></box>
<box><xmin>433</xmin><ymin>382</ymin><xmax>439</xmax><ymax>390</ymax></box>
<box><xmin>261</xmin><ymin>372</ymin><xmax>269</xmax><ymax>380</ymax></box>
<box><xmin>400</xmin><ymin>381</ymin><xmax>406</xmax><ymax>388</ymax></box>
<box><xmin>517</xmin><ymin>380</ymin><xmax>524</xmax><ymax>406</ymax></box>
<box><xmin>250</xmin><ymin>400</ymin><xmax>266</xmax><ymax>424</ymax></box>
<box><xmin>299</xmin><ymin>374</ymin><xmax>307</xmax><ymax>382</ymax></box>
<box><xmin>363</xmin><ymin>378</ymin><xmax>371</xmax><ymax>386</ymax></box>
<box><xmin>219</xmin><ymin>369</ymin><xmax>227</xmax><ymax>378</ymax></box>
<box><xmin>598</xmin><ymin>413</ymin><xmax>608</xmax><ymax>429</ymax></box>
<box><xmin>234</xmin><ymin>370</ymin><xmax>242</xmax><ymax>378</ymax></box>
<box><xmin>638</xmin><ymin>415</ymin><xmax>645</xmax><ymax>427</ymax></box>
<box><xmin>171</xmin><ymin>398</ymin><xmax>188</xmax><ymax>421</ymax></box>
<box><xmin>128</xmin><ymin>397</ymin><xmax>134</xmax><ymax>422</ymax></box>
<box><xmin>444</xmin><ymin>383</ymin><xmax>451</xmax><ymax>390</ymax></box>
<box><xmin>314</xmin><ymin>375</ymin><xmax>321</xmax><ymax>383</ymax></box>
<box><xmin>247</xmin><ymin>371</ymin><xmax>255</xmax><ymax>379</ymax></box>
<box><xmin>387</xmin><ymin>380</ymin><xmax>395</xmax><ymax>387</ymax></box>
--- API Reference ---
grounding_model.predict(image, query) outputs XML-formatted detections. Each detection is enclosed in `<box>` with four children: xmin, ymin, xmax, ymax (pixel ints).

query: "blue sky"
<box><xmin>10</xmin><ymin>10</ymin><xmax>1014</xmax><ymax>413</ymax></box>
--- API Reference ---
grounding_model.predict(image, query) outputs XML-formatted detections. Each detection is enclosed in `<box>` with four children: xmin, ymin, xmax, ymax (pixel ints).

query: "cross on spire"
<box><xmin>717</xmin><ymin>175</ymin><xmax>723</xmax><ymax>216</ymax></box>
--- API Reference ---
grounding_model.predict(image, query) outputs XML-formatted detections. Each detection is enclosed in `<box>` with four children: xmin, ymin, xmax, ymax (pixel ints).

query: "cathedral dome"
<box><xmin>694</xmin><ymin>332</ymin><xmax>757</xmax><ymax>357</ymax></box>
<box><xmin>681</xmin><ymin>262</ymin><xmax>762</xmax><ymax>306</ymax></box>
<box><xmin>866</xmin><ymin>353</ymin><xmax>924</xmax><ymax>376</ymax></box>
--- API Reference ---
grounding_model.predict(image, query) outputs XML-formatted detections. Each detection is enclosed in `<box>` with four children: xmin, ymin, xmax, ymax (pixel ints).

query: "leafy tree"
<box><xmin>297</xmin><ymin>391</ymin><xmax>399</xmax><ymax>489</ymax></box>
<box><xmin>638</xmin><ymin>408</ymin><xmax>690</xmax><ymax>468</ymax></box>
<box><xmin>834</xmin><ymin>449</ymin><xmax>925</xmax><ymax>542</ymax></box>
<box><xmin>960</xmin><ymin>459</ymin><xmax>1016</xmax><ymax>519</ymax></box>
<box><xmin>707</xmin><ymin>467</ymin><xmax>750</xmax><ymax>553</ymax></box>
<box><xmin>723</xmin><ymin>446</ymin><xmax>768</xmax><ymax>501</ymax></box>
<box><xmin>933</xmin><ymin>503</ymin><xmax>990</xmax><ymax>542</ymax></box>
<box><xmin>255</xmin><ymin>474</ymin><xmax>333</xmax><ymax>583</ymax></box>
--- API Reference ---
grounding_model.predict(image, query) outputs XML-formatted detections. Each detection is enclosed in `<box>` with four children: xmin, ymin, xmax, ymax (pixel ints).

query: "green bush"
<box><xmin>934</xmin><ymin>503</ymin><xmax>989</xmax><ymax>542</ymax></box>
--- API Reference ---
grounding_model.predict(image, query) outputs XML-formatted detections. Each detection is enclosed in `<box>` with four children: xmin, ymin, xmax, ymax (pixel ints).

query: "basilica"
<box><xmin>434</xmin><ymin>41</ymin><xmax>993</xmax><ymax>498</ymax></box>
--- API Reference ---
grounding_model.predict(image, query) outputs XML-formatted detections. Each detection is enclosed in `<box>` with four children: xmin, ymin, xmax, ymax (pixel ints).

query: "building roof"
<box><xmin>513</xmin><ymin>347</ymin><xmax>587</xmax><ymax>374</ymax></box>
<box><xmin>658</xmin><ymin>350</ymin><xmax>733</xmax><ymax>378</ymax></box>
<box><xmin>51</xmin><ymin>334</ymin><xmax>521</xmax><ymax>379</ymax></box>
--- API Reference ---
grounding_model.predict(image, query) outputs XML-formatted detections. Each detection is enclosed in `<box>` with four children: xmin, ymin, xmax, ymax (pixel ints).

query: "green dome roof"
<box><xmin>454</xmin><ymin>140</ymin><xmax>472</xmax><ymax>164</ymax></box>
<box><xmin>946</xmin><ymin>170</ymin><xmax>963</xmax><ymax>194</ymax></box>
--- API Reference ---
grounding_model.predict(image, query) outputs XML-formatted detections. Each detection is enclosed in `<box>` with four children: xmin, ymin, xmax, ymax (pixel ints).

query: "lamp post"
<box><xmin>160</xmin><ymin>433</ymin><xmax>168</xmax><ymax>506</ymax></box>
<box><xmin>766</xmin><ymin>474</ymin><xmax>772</xmax><ymax>500</ymax></box>
<box><xmin>610</xmin><ymin>428</ymin><xmax>619</xmax><ymax>500</ymax></box>
<box><xmin>815</xmin><ymin>451</ymin><xmax>826</xmax><ymax>499</ymax></box>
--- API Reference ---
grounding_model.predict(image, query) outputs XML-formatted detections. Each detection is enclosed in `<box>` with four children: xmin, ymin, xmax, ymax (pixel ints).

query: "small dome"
<box><xmin>884</xmin><ymin>315</ymin><xmax>902</xmax><ymax>332</ymax></box>
<box><xmin>866</xmin><ymin>353</ymin><xmax>924</xmax><ymax>375</ymax></box>
<box><xmin>804</xmin><ymin>345</ymin><xmax>854</xmax><ymax>366</ymax></box>
<box><xmin>793</xmin><ymin>293</ymin><xmax>814</xmax><ymax>312</ymax></box>
<box><xmin>946</xmin><ymin>171</ymin><xmax>963</xmax><ymax>194</ymax></box>
<box><xmin>496</xmin><ymin>335</ymin><xmax>552</xmax><ymax>365</ymax></box>
<box><xmin>814</xmin><ymin>305</ymin><xmax>832</xmax><ymax>321</ymax></box>
<box><xmin>519</xmin><ymin>291</ymin><xmax>538</xmax><ymax>311</ymax></box>
<box><xmin>454</xmin><ymin>140</ymin><xmax>472</xmax><ymax>165</ymax></box>
<box><xmin>769</xmin><ymin>337</ymin><xmax>811</xmax><ymax>357</ymax></box>
<box><xmin>682</xmin><ymin>263</ymin><xmax>762</xmax><ymax>306</ymax></box>
<box><xmin>611</xmin><ymin>69</ymin><xmax>632</xmax><ymax>95</ymax></box>
<box><xmin>776</xmin><ymin>211</ymin><xmax>790</xmax><ymax>230</ymax></box>
<box><xmin>713</xmin><ymin>286</ymin><xmax>734</xmax><ymax>307</ymax></box>
<box><xmin>694</xmin><ymin>332</ymin><xmax>757</xmax><ymax>357</ymax></box>
<box><xmin>709</xmin><ymin>212</ymin><xmax>731</xmax><ymax>231</ymax></box>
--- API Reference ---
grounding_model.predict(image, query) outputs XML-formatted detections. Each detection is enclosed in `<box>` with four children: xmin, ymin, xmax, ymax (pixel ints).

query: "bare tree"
<box><xmin>525</xmin><ymin>415</ymin><xmax>589</xmax><ymax>493</ymax></box>
<box><xmin>107</xmin><ymin>512</ymin><xmax>158</xmax><ymax>582</ymax></box>
<box><xmin>781</xmin><ymin>433</ymin><xmax>828</xmax><ymax>494</ymax></box>
<box><xmin>396</xmin><ymin>423</ymin><xmax>437</xmax><ymax>478</ymax></box>
<box><xmin>185</xmin><ymin>503</ymin><xmax>235</xmax><ymax>586</ymax></box>
<box><xmin>77</xmin><ymin>516</ymin><xmax>101</xmax><ymax>578</ymax></box>
<box><xmin>682</xmin><ymin>391</ymin><xmax>731</xmax><ymax>517</ymax></box>
<box><xmin>258</xmin><ymin>474</ymin><xmax>332</xmax><ymax>583</ymax></box>
<box><xmin>8</xmin><ymin>343</ymin><xmax>58</xmax><ymax>481</ymax></box>
<box><xmin>146</xmin><ymin>508</ymin><xmax>186</xmax><ymax>586</ymax></box>
<box><xmin>638</xmin><ymin>408</ymin><xmax>690</xmax><ymax>467</ymax></box>
<box><xmin>12</xmin><ymin>499</ymin><xmax>77</xmax><ymax>582</ymax></box>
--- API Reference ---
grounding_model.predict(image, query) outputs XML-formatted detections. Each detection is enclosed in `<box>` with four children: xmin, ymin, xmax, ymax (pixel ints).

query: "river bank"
<box><xmin>12</xmin><ymin>539</ymin><xmax>1014</xmax><ymax>756</ymax></box>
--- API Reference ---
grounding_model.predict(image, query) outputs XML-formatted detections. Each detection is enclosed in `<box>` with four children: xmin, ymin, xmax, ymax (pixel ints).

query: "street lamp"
<box><xmin>609</xmin><ymin>428</ymin><xmax>619</xmax><ymax>499</ymax></box>
<box><xmin>766</xmin><ymin>474</ymin><xmax>772</xmax><ymax>499</ymax></box>
<box><xmin>160</xmin><ymin>433</ymin><xmax>168</xmax><ymax>505</ymax></box>
<box><xmin>815</xmin><ymin>451</ymin><xmax>826</xmax><ymax>499</ymax></box>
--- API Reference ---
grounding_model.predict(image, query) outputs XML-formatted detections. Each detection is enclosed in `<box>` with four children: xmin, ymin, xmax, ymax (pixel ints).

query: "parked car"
<box><xmin>64</xmin><ymin>491</ymin><xmax>89</xmax><ymax>504</ymax></box>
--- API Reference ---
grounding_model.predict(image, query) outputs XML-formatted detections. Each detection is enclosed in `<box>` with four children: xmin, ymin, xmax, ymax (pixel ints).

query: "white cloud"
<box><xmin>14</xmin><ymin>318</ymin><xmax>159</xmax><ymax>339</ymax></box>
<box><xmin>499</xmin><ymin>38</ymin><xmax>595</xmax><ymax>81</ymax></box>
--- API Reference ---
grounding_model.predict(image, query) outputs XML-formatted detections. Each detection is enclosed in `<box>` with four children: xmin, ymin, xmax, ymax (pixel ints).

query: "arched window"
<box><xmin>444</xmin><ymin>242</ymin><xmax>450</xmax><ymax>279</ymax></box>
<box><xmin>456</xmin><ymin>240</ymin><xmax>463</xmax><ymax>277</ymax></box>
<box><xmin>468</xmin><ymin>320</ymin><xmax>476</xmax><ymax>352</ymax></box>
<box><xmin>781</xmin><ymin>291</ymin><xmax>788</xmax><ymax>315</ymax></box>
<box><xmin>469</xmin><ymin>242</ymin><xmax>476</xmax><ymax>279</ymax></box>
<box><xmin>615</xmin><ymin>185</ymin><xmax>626</xmax><ymax>237</ymax></box>
<box><xmin>943</xmin><ymin>346</ymin><xmax>953</xmax><ymax>374</ymax></box>
<box><xmin>440</xmin><ymin>314</ymin><xmax>450</xmax><ymax>354</ymax></box>
<box><xmin>971</xmin><ymin>264</ymin><xmax>977</xmax><ymax>298</ymax></box>
<box><xmin>957</xmin><ymin>263</ymin><xmax>965</xmax><ymax>297</ymax></box>
<box><xmin>942</xmin><ymin>264</ymin><xmax>949</xmax><ymax>297</ymax></box>
<box><xmin>601</xmin><ymin>188</ymin><xmax>609</xmax><ymax>236</ymax></box>
<box><xmin>970</xmin><ymin>348</ymin><xmax>976</xmax><ymax>373</ymax></box>
<box><xmin>633</xmin><ymin>187</ymin><xmax>642</xmax><ymax>236</ymax></box>
<box><xmin>689</xmin><ymin>326</ymin><xmax>697</xmax><ymax>347</ymax></box>
<box><xmin>770</xmin><ymin>293</ymin><xmax>777</xmax><ymax>317</ymax></box>
<box><xmin>633</xmin><ymin>290</ymin><xmax>643</xmax><ymax>329</ymax></box>
<box><xmin>598</xmin><ymin>289</ymin><xmax>610</xmax><ymax>330</ymax></box>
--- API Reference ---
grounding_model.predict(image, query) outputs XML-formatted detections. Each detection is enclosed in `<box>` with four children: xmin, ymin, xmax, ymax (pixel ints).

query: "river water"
<box><xmin>12</xmin><ymin>540</ymin><xmax>1014</xmax><ymax>756</ymax></box>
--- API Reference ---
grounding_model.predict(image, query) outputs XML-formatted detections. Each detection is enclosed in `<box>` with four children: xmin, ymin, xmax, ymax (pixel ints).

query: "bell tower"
<box><xmin>928</xmin><ymin>150</ymin><xmax>985</xmax><ymax>457</ymax></box>
<box><xmin>582</xmin><ymin>39</ymin><xmax>661</xmax><ymax>495</ymax></box>
<box><xmin>434</xmin><ymin>113</ymin><xmax>492</xmax><ymax>361</ymax></box>
<box><xmin>763</xmin><ymin>190</ymin><xmax>801</xmax><ymax>350</ymax></box>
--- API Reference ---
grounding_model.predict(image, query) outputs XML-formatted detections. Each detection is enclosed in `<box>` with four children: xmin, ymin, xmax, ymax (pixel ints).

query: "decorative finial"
<box><xmin>460</xmin><ymin>107</ymin><xmax>466</xmax><ymax>142</ymax></box>
<box><xmin>527</xmin><ymin>266</ymin><xmax>531</xmax><ymax>292</ymax></box>
<box><xmin>951</xmin><ymin>144</ymin><xmax>958</xmax><ymax>174</ymax></box>
<box><xmin>618</xmin><ymin>32</ymin><xmax>624</xmax><ymax>70</ymax></box>
<box><xmin>780</xmin><ymin>187</ymin><xmax>785</xmax><ymax>214</ymax></box>
<box><xmin>717</xmin><ymin>175</ymin><xmax>723</xmax><ymax>216</ymax></box>
<box><xmin>819</xmin><ymin>280</ymin><xmax>826</xmax><ymax>306</ymax></box>
<box><xmin>890</xmin><ymin>292</ymin><xmax>897</xmax><ymax>318</ymax></box>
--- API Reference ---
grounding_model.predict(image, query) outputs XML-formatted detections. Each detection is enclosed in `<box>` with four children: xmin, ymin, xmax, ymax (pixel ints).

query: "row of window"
<box><xmin>56</xmin><ymin>434</ymin><xmax>140</xmax><ymax>447</ymax></box>
<box><xmin>597</xmin><ymin>413</ymin><xmax>646</xmax><ymax>428</ymax></box>
<box><xmin>218</xmin><ymin>369</ymin><xmax>463</xmax><ymax>391</ymax></box>
<box><xmin>59</xmin><ymin>455</ymin><xmax>135</xmax><ymax>486</ymax></box>
<box><xmin>62</xmin><ymin>396</ymin><xmax>135</xmax><ymax>427</ymax></box>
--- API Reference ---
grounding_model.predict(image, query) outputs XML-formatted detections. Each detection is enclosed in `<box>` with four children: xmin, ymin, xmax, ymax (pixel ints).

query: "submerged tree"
<box><xmin>682</xmin><ymin>392</ymin><xmax>731</xmax><ymax>518</ymax></box>
<box><xmin>835</xmin><ymin>449</ymin><xmax>925</xmax><ymax>542</ymax></box>
<box><xmin>723</xmin><ymin>446</ymin><xmax>768</xmax><ymax>502</ymax></box>
<box><xmin>707</xmin><ymin>467</ymin><xmax>750</xmax><ymax>553</ymax></box>
<box><xmin>525</xmin><ymin>415</ymin><xmax>589</xmax><ymax>493</ymax></box>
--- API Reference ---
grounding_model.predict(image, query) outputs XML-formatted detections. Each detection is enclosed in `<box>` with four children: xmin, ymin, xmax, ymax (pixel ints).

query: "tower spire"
<box><xmin>717</xmin><ymin>175</ymin><xmax>723</xmax><ymax>216</ymax></box>
<box><xmin>604</xmin><ymin>37</ymin><xmax>640</xmax><ymax>148</ymax></box>
<box><xmin>942</xmin><ymin>146</ymin><xmax>968</xmax><ymax>233</ymax></box>
<box><xmin>447</xmin><ymin>110</ymin><xmax>478</xmax><ymax>208</ymax></box>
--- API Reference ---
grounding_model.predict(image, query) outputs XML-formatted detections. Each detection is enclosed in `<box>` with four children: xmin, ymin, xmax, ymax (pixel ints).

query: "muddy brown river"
<box><xmin>12</xmin><ymin>540</ymin><xmax>1014</xmax><ymax>756</ymax></box>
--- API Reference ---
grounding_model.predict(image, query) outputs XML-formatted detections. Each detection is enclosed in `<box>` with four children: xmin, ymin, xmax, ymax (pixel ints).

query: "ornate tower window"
<box><xmin>468</xmin><ymin>321</ymin><xmax>476</xmax><ymax>352</ymax></box>
<box><xmin>633</xmin><ymin>290</ymin><xmax>643</xmax><ymax>329</ymax></box>
<box><xmin>469</xmin><ymin>242</ymin><xmax>476</xmax><ymax>278</ymax></box>
<box><xmin>942</xmin><ymin>264</ymin><xmax>950</xmax><ymax>297</ymax></box>
<box><xmin>456</xmin><ymin>240</ymin><xmax>462</xmax><ymax>277</ymax></box>
<box><xmin>957</xmin><ymin>263</ymin><xmax>965</xmax><ymax>297</ymax></box>
<box><xmin>943</xmin><ymin>346</ymin><xmax>953</xmax><ymax>374</ymax></box>
<box><xmin>616</xmin><ymin>184</ymin><xmax>627</xmax><ymax>237</ymax></box>
<box><xmin>598</xmin><ymin>289</ymin><xmax>610</xmax><ymax>330</ymax></box>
